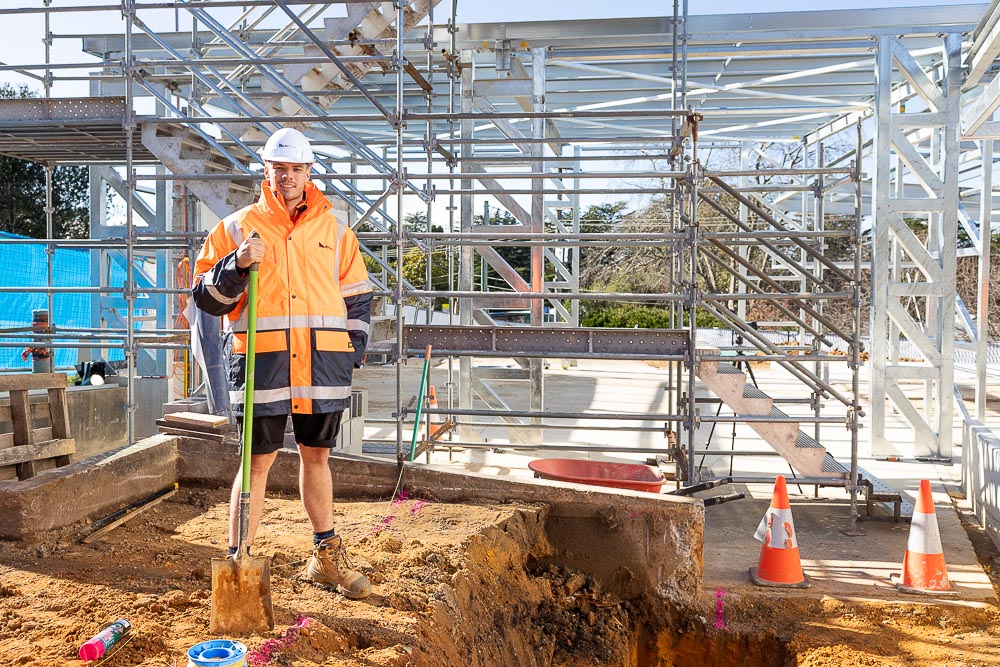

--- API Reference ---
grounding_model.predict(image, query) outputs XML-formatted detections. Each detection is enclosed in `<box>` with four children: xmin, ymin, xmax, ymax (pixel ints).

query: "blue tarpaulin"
<box><xmin>0</xmin><ymin>231</ymin><xmax>91</xmax><ymax>371</ymax></box>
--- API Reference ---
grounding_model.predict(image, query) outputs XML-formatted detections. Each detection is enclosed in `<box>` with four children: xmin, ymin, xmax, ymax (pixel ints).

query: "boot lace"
<box><xmin>319</xmin><ymin>539</ymin><xmax>357</xmax><ymax>575</ymax></box>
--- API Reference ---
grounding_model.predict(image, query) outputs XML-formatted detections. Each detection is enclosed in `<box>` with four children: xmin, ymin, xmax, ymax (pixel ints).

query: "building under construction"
<box><xmin>0</xmin><ymin>2</ymin><xmax>999</xmax><ymax>665</ymax></box>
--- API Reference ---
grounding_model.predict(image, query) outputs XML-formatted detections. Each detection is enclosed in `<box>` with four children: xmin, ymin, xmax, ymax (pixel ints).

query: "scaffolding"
<box><xmin>0</xmin><ymin>1</ymin><xmax>996</xmax><ymax>529</ymax></box>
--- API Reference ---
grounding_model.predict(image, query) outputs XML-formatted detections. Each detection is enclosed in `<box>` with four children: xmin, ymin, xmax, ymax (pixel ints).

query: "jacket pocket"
<box><xmin>232</xmin><ymin>329</ymin><xmax>288</xmax><ymax>354</ymax></box>
<box><xmin>315</xmin><ymin>330</ymin><xmax>354</xmax><ymax>352</ymax></box>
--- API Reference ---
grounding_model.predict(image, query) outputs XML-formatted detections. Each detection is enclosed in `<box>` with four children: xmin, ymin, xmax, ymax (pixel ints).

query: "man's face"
<box><xmin>265</xmin><ymin>160</ymin><xmax>312</xmax><ymax>205</ymax></box>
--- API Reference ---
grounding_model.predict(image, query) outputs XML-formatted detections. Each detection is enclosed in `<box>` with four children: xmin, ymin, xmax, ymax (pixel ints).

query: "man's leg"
<box><xmin>295</xmin><ymin>412</ymin><xmax>371</xmax><ymax>599</ymax></box>
<box><xmin>228</xmin><ymin>449</ymin><xmax>278</xmax><ymax>550</ymax></box>
<box><xmin>298</xmin><ymin>444</ymin><xmax>334</xmax><ymax>533</ymax></box>
<box><xmin>300</xmin><ymin>444</ymin><xmax>371</xmax><ymax>599</ymax></box>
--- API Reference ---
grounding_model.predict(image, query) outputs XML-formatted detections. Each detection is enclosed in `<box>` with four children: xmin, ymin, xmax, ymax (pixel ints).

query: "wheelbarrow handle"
<box><xmin>667</xmin><ymin>477</ymin><xmax>734</xmax><ymax>497</ymax></box>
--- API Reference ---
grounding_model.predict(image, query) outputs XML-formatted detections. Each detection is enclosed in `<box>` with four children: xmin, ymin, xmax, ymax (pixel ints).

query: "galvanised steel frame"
<box><xmin>870</xmin><ymin>33</ymin><xmax>963</xmax><ymax>460</ymax></box>
<box><xmin>0</xmin><ymin>2</ymin><xmax>994</xmax><ymax>507</ymax></box>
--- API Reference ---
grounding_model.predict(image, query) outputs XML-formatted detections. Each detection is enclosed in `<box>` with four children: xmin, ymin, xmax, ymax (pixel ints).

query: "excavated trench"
<box><xmin>406</xmin><ymin>507</ymin><xmax>795</xmax><ymax>667</ymax></box>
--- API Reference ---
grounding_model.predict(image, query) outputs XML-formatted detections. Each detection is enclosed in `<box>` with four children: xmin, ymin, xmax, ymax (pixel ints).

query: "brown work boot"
<box><xmin>306</xmin><ymin>535</ymin><xmax>371</xmax><ymax>599</ymax></box>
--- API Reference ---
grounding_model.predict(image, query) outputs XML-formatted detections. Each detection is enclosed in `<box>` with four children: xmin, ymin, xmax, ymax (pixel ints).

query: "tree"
<box><xmin>579</xmin><ymin>201</ymin><xmax>628</xmax><ymax>234</ymax></box>
<box><xmin>403</xmin><ymin>211</ymin><xmax>443</xmax><ymax>234</ymax></box>
<box><xmin>361</xmin><ymin>211</ymin><xmax>451</xmax><ymax>306</ymax></box>
<box><xmin>577</xmin><ymin>199</ymin><xmax>672</xmax><ymax>296</ymax></box>
<box><xmin>0</xmin><ymin>84</ymin><xmax>89</xmax><ymax>239</ymax></box>
<box><xmin>475</xmin><ymin>210</ymin><xmax>529</xmax><ymax>281</ymax></box>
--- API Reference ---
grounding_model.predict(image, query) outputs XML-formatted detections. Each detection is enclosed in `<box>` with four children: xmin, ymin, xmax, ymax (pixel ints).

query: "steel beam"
<box><xmin>402</xmin><ymin>325</ymin><xmax>688</xmax><ymax>359</ymax></box>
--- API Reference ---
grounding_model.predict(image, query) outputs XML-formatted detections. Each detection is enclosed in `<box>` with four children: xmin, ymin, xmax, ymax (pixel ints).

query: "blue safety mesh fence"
<box><xmin>0</xmin><ymin>231</ymin><xmax>91</xmax><ymax>371</ymax></box>
<box><xmin>99</xmin><ymin>248</ymin><xmax>156</xmax><ymax>365</ymax></box>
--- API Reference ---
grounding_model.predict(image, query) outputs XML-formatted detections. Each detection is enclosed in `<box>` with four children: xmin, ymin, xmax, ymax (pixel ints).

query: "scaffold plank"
<box><xmin>0</xmin><ymin>97</ymin><xmax>156</xmax><ymax>164</ymax></box>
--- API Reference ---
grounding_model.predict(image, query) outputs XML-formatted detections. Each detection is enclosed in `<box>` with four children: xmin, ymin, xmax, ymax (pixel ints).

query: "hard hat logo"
<box><xmin>260</xmin><ymin>128</ymin><xmax>314</xmax><ymax>164</ymax></box>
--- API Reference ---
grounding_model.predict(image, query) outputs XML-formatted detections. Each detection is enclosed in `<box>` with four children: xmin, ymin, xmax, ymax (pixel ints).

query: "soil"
<box><xmin>1</xmin><ymin>486</ymin><xmax>1000</xmax><ymax>667</ymax></box>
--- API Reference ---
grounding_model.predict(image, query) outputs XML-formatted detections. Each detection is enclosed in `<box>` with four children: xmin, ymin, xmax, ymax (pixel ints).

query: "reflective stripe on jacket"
<box><xmin>192</xmin><ymin>180</ymin><xmax>372</xmax><ymax>416</ymax></box>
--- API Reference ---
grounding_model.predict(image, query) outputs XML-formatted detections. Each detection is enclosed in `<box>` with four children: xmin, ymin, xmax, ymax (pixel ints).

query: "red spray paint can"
<box><xmin>79</xmin><ymin>619</ymin><xmax>131</xmax><ymax>661</ymax></box>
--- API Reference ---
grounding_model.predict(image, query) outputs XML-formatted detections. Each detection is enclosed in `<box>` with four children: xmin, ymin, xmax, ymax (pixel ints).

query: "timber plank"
<box><xmin>0</xmin><ymin>375</ymin><xmax>76</xmax><ymax>480</ymax></box>
<box><xmin>0</xmin><ymin>373</ymin><xmax>66</xmax><ymax>392</ymax></box>
<box><xmin>0</xmin><ymin>403</ymin><xmax>49</xmax><ymax>424</ymax></box>
<box><xmin>16</xmin><ymin>460</ymin><xmax>34</xmax><ymax>481</ymax></box>
<box><xmin>46</xmin><ymin>387</ymin><xmax>70</xmax><ymax>439</ymax></box>
<box><xmin>0</xmin><ymin>439</ymin><xmax>75</xmax><ymax>467</ymax></box>
<box><xmin>9</xmin><ymin>390</ymin><xmax>32</xmax><ymax>446</ymax></box>
<box><xmin>155</xmin><ymin>425</ymin><xmax>230</xmax><ymax>442</ymax></box>
<box><xmin>163</xmin><ymin>411</ymin><xmax>229</xmax><ymax>428</ymax></box>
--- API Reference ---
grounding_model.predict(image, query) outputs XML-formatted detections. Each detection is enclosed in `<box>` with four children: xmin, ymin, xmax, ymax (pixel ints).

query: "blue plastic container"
<box><xmin>186</xmin><ymin>639</ymin><xmax>248</xmax><ymax>667</ymax></box>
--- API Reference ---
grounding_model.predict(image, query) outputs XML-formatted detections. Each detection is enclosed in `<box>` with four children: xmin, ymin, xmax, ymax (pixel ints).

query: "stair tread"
<box><xmin>743</xmin><ymin>385</ymin><xmax>770</xmax><ymax>399</ymax></box>
<box><xmin>821</xmin><ymin>454</ymin><xmax>849</xmax><ymax>473</ymax></box>
<box><xmin>715</xmin><ymin>363</ymin><xmax>744</xmax><ymax>375</ymax></box>
<box><xmin>795</xmin><ymin>430</ymin><xmax>825</xmax><ymax>449</ymax></box>
<box><xmin>857</xmin><ymin>465</ymin><xmax>915</xmax><ymax>518</ymax></box>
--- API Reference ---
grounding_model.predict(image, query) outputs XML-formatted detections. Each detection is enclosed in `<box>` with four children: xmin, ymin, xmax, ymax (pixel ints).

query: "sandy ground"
<box><xmin>0</xmin><ymin>487</ymin><xmax>639</xmax><ymax>667</ymax></box>
<box><xmin>1</xmin><ymin>484</ymin><xmax>1000</xmax><ymax>666</ymax></box>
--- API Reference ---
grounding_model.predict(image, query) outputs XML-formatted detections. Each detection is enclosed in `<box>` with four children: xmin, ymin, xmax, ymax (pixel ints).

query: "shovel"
<box><xmin>210</xmin><ymin>253</ymin><xmax>275</xmax><ymax>634</ymax></box>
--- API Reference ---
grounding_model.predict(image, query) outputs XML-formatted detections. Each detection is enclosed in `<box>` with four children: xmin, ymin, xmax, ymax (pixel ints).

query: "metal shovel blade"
<box><xmin>209</xmin><ymin>554</ymin><xmax>275</xmax><ymax>634</ymax></box>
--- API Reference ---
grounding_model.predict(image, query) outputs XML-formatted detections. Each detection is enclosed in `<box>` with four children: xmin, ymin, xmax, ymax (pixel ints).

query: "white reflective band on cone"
<box><xmin>906</xmin><ymin>510</ymin><xmax>943</xmax><ymax>556</ymax></box>
<box><xmin>754</xmin><ymin>507</ymin><xmax>797</xmax><ymax>549</ymax></box>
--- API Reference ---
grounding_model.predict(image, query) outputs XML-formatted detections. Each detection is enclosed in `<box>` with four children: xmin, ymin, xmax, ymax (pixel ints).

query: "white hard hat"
<box><xmin>259</xmin><ymin>128</ymin><xmax>314</xmax><ymax>163</ymax></box>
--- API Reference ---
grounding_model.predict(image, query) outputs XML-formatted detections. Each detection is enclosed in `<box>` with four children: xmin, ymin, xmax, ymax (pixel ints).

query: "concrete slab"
<box><xmin>702</xmin><ymin>483</ymin><xmax>995</xmax><ymax>604</ymax></box>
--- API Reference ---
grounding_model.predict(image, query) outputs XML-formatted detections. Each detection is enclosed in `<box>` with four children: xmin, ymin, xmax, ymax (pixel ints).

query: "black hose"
<box><xmin>703</xmin><ymin>491</ymin><xmax>746</xmax><ymax>507</ymax></box>
<box><xmin>667</xmin><ymin>476</ymin><xmax>733</xmax><ymax>496</ymax></box>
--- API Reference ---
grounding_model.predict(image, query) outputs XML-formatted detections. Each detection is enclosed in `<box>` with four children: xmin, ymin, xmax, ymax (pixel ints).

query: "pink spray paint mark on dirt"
<box><xmin>248</xmin><ymin>616</ymin><xmax>312</xmax><ymax>666</ymax></box>
<box><xmin>410</xmin><ymin>500</ymin><xmax>428</xmax><ymax>514</ymax></box>
<box><xmin>369</xmin><ymin>493</ymin><xmax>429</xmax><ymax>534</ymax></box>
<box><xmin>714</xmin><ymin>588</ymin><xmax>727</xmax><ymax>630</ymax></box>
<box><xmin>367</xmin><ymin>514</ymin><xmax>396</xmax><ymax>536</ymax></box>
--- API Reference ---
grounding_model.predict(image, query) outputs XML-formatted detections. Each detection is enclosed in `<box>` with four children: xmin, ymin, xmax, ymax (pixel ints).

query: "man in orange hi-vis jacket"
<box><xmin>192</xmin><ymin>127</ymin><xmax>373</xmax><ymax>599</ymax></box>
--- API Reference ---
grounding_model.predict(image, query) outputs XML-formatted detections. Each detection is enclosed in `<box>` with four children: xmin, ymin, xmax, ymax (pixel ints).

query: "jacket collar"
<box><xmin>257</xmin><ymin>180</ymin><xmax>332</xmax><ymax>224</ymax></box>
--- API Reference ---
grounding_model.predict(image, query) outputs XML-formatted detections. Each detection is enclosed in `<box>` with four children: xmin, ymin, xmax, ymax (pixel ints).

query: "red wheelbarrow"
<box><xmin>528</xmin><ymin>458</ymin><xmax>667</xmax><ymax>493</ymax></box>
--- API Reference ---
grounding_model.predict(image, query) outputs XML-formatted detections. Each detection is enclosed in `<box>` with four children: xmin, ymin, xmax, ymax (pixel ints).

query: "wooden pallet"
<box><xmin>0</xmin><ymin>373</ymin><xmax>75</xmax><ymax>480</ymax></box>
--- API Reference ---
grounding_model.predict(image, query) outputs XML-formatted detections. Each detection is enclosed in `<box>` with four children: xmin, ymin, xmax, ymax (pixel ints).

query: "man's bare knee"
<box><xmin>298</xmin><ymin>445</ymin><xmax>331</xmax><ymax>466</ymax></box>
<box><xmin>245</xmin><ymin>451</ymin><xmax>278</xmax><ymax>478</ymax></box>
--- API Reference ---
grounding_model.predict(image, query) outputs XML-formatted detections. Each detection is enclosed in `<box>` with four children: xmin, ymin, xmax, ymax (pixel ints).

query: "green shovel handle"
<box><xmin>241</xmin><ymin>261</ymin><xmax>259</xmax><ymax>494</ymax></box>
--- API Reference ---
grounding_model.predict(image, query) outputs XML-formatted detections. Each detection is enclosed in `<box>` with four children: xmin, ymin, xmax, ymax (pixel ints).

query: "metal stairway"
<box><xmin>140</xmin><ymin>1</ymin><xmax>440</xmax><ymax>219</ymax></box>
<box><xmin>695</xmin><ymin>349</ymin><xmax>847</xmax><ymax>479</ymax></box>
<box><xmin>696</xmin><ymin>348</ymin><xmax>912</xmax><ymax>519</ymax></box>
<box><xmin>140</xmin><ymin>123</ymin><xmax>255</xmax><ymax>216</ymax></box>
<box><xmin>250</xmin><ymin>1</ymin><xmax>438</xmax><ymax>134</ymax></box>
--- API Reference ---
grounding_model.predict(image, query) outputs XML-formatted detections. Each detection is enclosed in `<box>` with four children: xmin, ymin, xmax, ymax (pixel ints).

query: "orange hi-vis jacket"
<box><xmin>192</xmin><ymin>180</ymin><xmax>372</xmax><ymax>417</ymax></box>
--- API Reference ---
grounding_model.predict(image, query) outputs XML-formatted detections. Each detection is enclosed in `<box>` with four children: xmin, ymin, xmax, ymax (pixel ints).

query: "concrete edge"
<box><xmin>0</xmin><ymin>434</ymin><xmax>178</xmax><ymax>540</ymax></box>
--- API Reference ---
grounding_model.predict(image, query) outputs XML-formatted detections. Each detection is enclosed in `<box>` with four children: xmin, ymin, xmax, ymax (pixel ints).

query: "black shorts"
<box><xmin>236</xmin><ymin>412</ymin><xmax>342</xmax><ymax>455</ymax></box>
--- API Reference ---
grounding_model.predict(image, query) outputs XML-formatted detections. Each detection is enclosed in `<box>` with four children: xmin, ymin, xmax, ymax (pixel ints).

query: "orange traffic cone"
<box><xmin>427</xmin><ymin>385</ymin><xmax>440</xmax><ymax>423</ymax></box>
<box><xmin>892</xmin><ymin>480</ymin><xmax>955</xmax><ymax>595</ymax></box>
<box><xmin>750</xmin><ymin>475</ymin><xmax>810</xmax><ymax>588</ymax></box>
